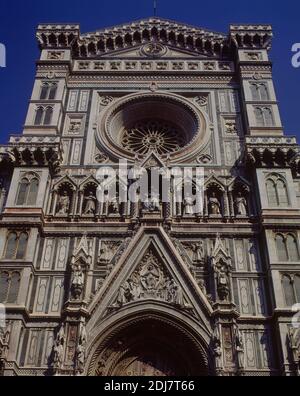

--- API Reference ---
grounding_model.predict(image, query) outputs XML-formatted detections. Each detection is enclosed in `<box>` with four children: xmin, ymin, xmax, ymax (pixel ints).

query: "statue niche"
<box><xmin>56</xmin><ymin>187</ymin><xmax>72</xmax><ymax>216</ymax></box>
<box><xmin>207</xmin><ymin>187</ymin><xmax>223</xmax><ymax>217</ymax></box>
<box><xmin>82</xmin><ymin>184</ymin><xmax>97</xmax><ymax>216</ymax></box>
<box><xmin>210</xmin><ymin>235</ymin><xmax>233</xmax><ymax>305</ymax></box>
<box><xmin>69</xmin><ymin>235</ymin><xmax>92</xmax><ymax>301</ymax></box>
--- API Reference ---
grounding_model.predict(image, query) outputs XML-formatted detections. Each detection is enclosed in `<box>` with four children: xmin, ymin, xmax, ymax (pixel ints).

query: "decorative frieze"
<box><xmin>74</xmin><ymin>59</ymin><xmax>234</xmax><ymax>73</ymax></box>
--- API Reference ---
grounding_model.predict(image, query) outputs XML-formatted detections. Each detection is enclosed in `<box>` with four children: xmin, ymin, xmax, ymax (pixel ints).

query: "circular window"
<box><xmin>98</xmin><ymin>92</ymin><xmax>210</xmax><ymax>162</ymax></box>
<box><xmin>122</xmin><ymin>119</ymin><xmax>186</xmax><ymax>156</ymax></box>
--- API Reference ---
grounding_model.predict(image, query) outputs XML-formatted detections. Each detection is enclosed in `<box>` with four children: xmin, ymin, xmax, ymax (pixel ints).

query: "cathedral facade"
<box><xmin>0</xmin><ymin>18</ymin><xmax>300</xmax><ymax>376</ymax></box>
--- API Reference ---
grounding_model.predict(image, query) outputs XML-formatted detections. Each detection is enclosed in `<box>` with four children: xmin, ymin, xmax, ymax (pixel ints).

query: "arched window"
<box><xmin>27</xmin><ymin>178</ymin><xmax>39</xmax><ymax>205</ymax></box>
<box><xmin>266</xmin><ymin>176</ymin><xmax>289</xmax><ymax>207</ymax></box>
<box><xmin>34</xmin><ymin>106</ymin><xmax>53</xmax><ymax>126</ymax></box>
<box><xmin>5</xmin><ymin>232</ymin><xmax>18</xmax><ymax>259</ymax></box>
<box><xmin>250</xmin><ymin>84</ymin><xmax>260</xmax><ymax>101</ymax></box>
<box><xmin>40</xmin><ymin>82</ymin><xmax>57</xmax><ymax>100</ymax></box>
<box><xmin>7</xmin><ymin>272</ymin><xmax>21</xmax><ymax>303</ymax></box>
<box><xmin>276</xmin><ymin>179</ymin><xmax>289</xmax><ymax>206</ymax></box>
<box><xmin>34</xmin><ymin>107</ymin><xmax>44</xmax><ymax>126</ymax></box>
<box><xmin>286</xmin><ymin>234</ymin><xmax>300</xmax><ymax>261</ymax></box>
<box><xmin>40</xmin><ymin>85</ymin><xmax>49</xmax><ymax>100</ymax></box>
<box><xmin>255</xmin><ymin>107</ymin><xmax>264</xmax><ymax>126</ymax></box>
<box><xmin>255</xmin><ymin>107</ymin><xmax>273</xmax><ymax>127</ymax></box>
<box><xmin>266</xmin><ymin>179</ymin><xmax>278</xmax><ymax>206</ymax></box>
<box><xmin>16</xmin><ymin>232</ymin><xmax>28</xmax><ymax>259</ymax></box>
<box><xmin>0</xmin><ymin>272</ymin><xmax>9</xmax><ymax>302</ymax></box>
<box><xmin>16</xmin><ymin>174</ymin><xmax>39</xmax><ymax>206</ymax></box>
<box><xmin>16</xmin><ymin>178</ymin><xmax>30</xmax><ymax>205</ymax></box>
<box><xmin>276</xmin><ymin>234</ymin><xmax>288</xmax><ymax>261</ymax></box>
<box><xmin>0</xmin><ymin>271</ymin><xmax>21</xmax><ymax>304</ymax></box>
<box><xmin>282</xmin><ymin>275</ymin><xmax>296</xmax><ymax>306</ymax></box>
<box><xmin>3</xmin><ymin>231</ymin><xmax>28</xmax><ymax>260</ymax></box>
<box><xmin>263</xmin><ymin>108</ymin><xmax>274</xmax><ymax>126</ymax></box>
<box><xmin>295</xmin><ymin>275</ymin><xmax>300</xmax><ymax>302</ymax></box>
<box><xmin>259</xmin><ymin>84</ymin><xmax>269</xmax><ymax>101</ymax></box>
<box><xmin>44</xmin><ymin>107</ymin><xmax>53</xmax><ymax>125</ymax></box>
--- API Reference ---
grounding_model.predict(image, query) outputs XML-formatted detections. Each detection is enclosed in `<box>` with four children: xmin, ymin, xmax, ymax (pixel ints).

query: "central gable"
<box><xmin>73</xmin><ymin>17</ymin><xmax>231</xmax><ymax>59</ymax></box>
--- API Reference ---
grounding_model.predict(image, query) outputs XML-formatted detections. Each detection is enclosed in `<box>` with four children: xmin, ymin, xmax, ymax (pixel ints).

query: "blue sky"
<box><xmin>0</xmin><ymin>0</ymin><xmax>299</xmax><ymax>143</ymax></box>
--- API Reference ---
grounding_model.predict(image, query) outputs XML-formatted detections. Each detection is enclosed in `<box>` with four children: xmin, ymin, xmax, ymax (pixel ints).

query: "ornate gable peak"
<box><xmin>53</xmin><ymin>174</ymin><xmax>77</xmax><ymax>190</ymax></box>
<box><xmin>72</xmin><ymin>17</ymin><xmax>231</xmax><ymax>59</ymax></box>
<box><xmin>72</xmin><ymin>234</ymin><xmax>92</xmax><ymax>264</ymax></box>
<box><xmin>82</xmin><ymin>17</ymin><xmax>227</xmax><ymax>39</ymax></box>
<box><xmin>139</xmin><ymin>151</ymin><xmax>166</xmax><ymax>169</ymax></box>
<box><xmin>212</xmin><ymin>234</ymin><xmax>230</xmax><ymax>260</ymax></box>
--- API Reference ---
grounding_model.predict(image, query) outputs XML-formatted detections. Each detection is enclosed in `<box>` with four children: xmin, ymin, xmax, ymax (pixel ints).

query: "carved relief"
<box><xmin>98</xmin><ymin>241</ymin><xmax>121</xmax><ymax>267</ymax></box>
<box><xmin>53</xmin><ymin>325</ymin><xmax>65</xmax><ymax>372</ymax></box>
<box><xmin>110</xmin><ymin>249</ymin><xmax>191</xmax><ymax>310</ymax></box>
<box><xmin>141</xmin><ymin>43</ymin><xmax>167</xmax><ymax>57</ymax></box>
<box><xmin>47</xmin><ymin>51</ymin><xmax>64</xmax><ymax>60</ymax></box>
<box><xmin>246</xmin><ymin>52</ymin><xmax>262</xmax><ymax>61</ymax></box>
<box><xmin>0</xmin><ymin>321</ymin><xmax>11</xmax><ymax>360</ymax></box>
<box><xmin>234</xmin><ymin>325</ymin><xmax>245</xmax><ymax>371</ymax></box>
<box><xmin>99</xmin><ymin>96</ymin><xmax>114</xmax><ymax>106</ymax></box>
<box><xmin>288</xmin><ymin>327</ymin><xmax>300</xmax><ymax>375</ymax></box>
<box><xmin>76</xmin><ymin>320</ymin><xmax>87</xmax><ymax>374</ymax></box>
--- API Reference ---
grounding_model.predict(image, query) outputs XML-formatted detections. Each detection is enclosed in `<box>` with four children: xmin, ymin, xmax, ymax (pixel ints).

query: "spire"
<box><xmin>154</xmin><ymin>0</ymin><xmax>157</xmax><ymax>16</ymax></box>
<box><xmin>74</xmin><ymin>233</ymin><xmax>90</xmax><ymax>258</ymax></box>
<box><xmin>212</xmin><ymin>233</ymin><xmax>230</xmax><ymax>259</ymax></box>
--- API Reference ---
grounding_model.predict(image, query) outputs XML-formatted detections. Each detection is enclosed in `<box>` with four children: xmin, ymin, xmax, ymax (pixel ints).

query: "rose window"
<box><xmin>121</xmin><ymin>120</ymin><xmax>186</xmax><ymax>155</ymax></box>
<box><xmin>99</xmin><ymin>93</ymin><xmax>208</xmax><ymax>161</ymax></box>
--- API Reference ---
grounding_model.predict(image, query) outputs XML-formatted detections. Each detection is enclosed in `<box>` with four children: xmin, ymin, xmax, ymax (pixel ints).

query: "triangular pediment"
<box><xmin>82</xmin><ymin>17</ymin><xmax>227</xmax><ymax>40</ymax></box>
<box><xmin>99</xmin><ymin>44</ymin><xmax>206</xmax><ymax>58</ymax></box>
<box><xmin>74</xmin><ymin>17</ymin><xmax>230</xmax><ymax>59</ymax></box>
<box><xmin>140</xmin><ymin>151</ymin><xmax>166</xmax><ymax>168</ymax></box>
<box><xmin>88</xmin><ymin>227</ymin><xmax>213</xmax><ymax>332</ymax></box>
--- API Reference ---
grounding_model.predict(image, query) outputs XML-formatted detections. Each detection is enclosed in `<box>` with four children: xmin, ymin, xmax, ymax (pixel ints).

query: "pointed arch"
<box><xmin>286</xmin><ymin>234</ymin><xmax>300</xmax><ymax>261</ymax></box>
<box><xmin>276</xmin><ymin>234</ymin><xmax>288</xmax><ymax>261</ymax></box>
<box><xmin>266</xmin><ymin>178</ymin><xmax>278</xmax><ymax>206</ymax></box>
<box><xmin>44</xmin><ymin>106</ymin><xmax>53</xmax><ymax>125</ymax></box>
<box><xmin>34</xmin><ymin>107</ymin><xmax>44</xmax><ymax>126</ymax></box>
<box><xmin>276</xmin><ymin>179</ymin><xmax>289</xmax><ymax>206</ymax></box>
<box><xmin>282</xmin><ymin>275</ymin><xmax>295</xmax><ymax>306</ymax></box>
<box><xmin>4</xmin><ymin>232</ymin><xmax>18</xmax><ymax>259</ymax></box>
<box><xmin>294</xmin><ymin>275</ymin><xmax>300</xmax><ymax>302</ymax></box>
<box><xmin>87</xmin><ymin>227</ymin><xmax>213</xmax><ymax>332</ymax></box>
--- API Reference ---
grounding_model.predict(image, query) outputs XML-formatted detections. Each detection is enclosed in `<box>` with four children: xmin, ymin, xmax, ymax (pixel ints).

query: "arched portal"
<box><xmin>87</xmin><ymin>312</ymin><xmax>211</xmax><ymax>376</ymax></box>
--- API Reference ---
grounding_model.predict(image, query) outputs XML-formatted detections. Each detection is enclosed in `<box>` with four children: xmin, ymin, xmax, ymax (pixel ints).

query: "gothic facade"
<box><xmin>0</xmin><ymin>18</ymin><xmax>300</xmax><ymax>376</ymax></box>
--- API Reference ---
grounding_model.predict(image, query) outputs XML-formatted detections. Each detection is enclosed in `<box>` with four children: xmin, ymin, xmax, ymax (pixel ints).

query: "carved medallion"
<box><xmin>141</xmin><ymin>43</ymin><xmax>167</xmax><ymax>57</ymax></box>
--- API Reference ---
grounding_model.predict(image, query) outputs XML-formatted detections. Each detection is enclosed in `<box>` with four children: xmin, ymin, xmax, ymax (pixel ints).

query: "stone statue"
<box><xmin>209</xmin><ymin>192</ymin><xmax>221</xmax><ymax>215</ymax></box>
<box><xmin>115</xmin><ymin>280</ymin><xmax>135</xmax><ymax>307</ymax></box>
<box><xmin>84</xmin><ymin>193</ymin><xmax>96</xmax><ymax>215</ymax></box>
<box><xmin>183</xmin><ymin>195</ymin><xmax>195</xmax><ymax>215</ymax></box>
<box><xmin>235</xmin><ymin>326</ymin><xmax>245</xmax><ymax>370</ymax></box>
<box><xmin>57</xmin><ymin>191</ymin><xmax>70</xmax><ymax>215</ymax></box>
<box><xmin>168</xmin><ymin>279</ymin><xmax>185</xmax><ymax>307</ymax></box>
<box><xmin>215</xmin><ymin>264</ymin><xmax>231</xmax><ymax>301</ymax></box>
<box><xmin>144</xmin><ymin>193</ymin><xmax>160</xmax><ymax>212</ymax></box>
<box><xmin>53</xmin><ymin>325</ymin><xmax>65</xmax><ymax>370</ymax></box>
<box><xmin>288</xmin><ymin>327</ymin><xmax>300</xmax><ymax>375</ymax></box>
<box><xmin>212</xmin><ymin>326</ymin><xmax>222</xmax><ymax>369</ymax></box>
<box><xmin>0</xmin><ymin>321</ymin><xmax>11</xmax><ymax>359</ymax></box>
<box><xmin>71</xmin><ymin>264</ymin><xmax>85</xmax><ymax>300</ymax></box>
<box><xmin>76</xmin><ymin>320</ymin><xmax>87</xmax><ymax>374</ymax></box>
<box><xmin>235</xmin><ymin>193</ymin><xmax>247</xmax><ymax>216</ymax></box>
<box><xmin>98</xmin><ymin>241</ymin><xmax>120</xmax><ymax>265</ymax></box>
<box><xmin>191</xmin><ymin>241</ymin><xmax>205</xmax><ymax>265</ymax></box>
<box><xmin>108</xmin><ymin>197</ymin><xmax>120</xmax><ymax>215</ymax></box>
